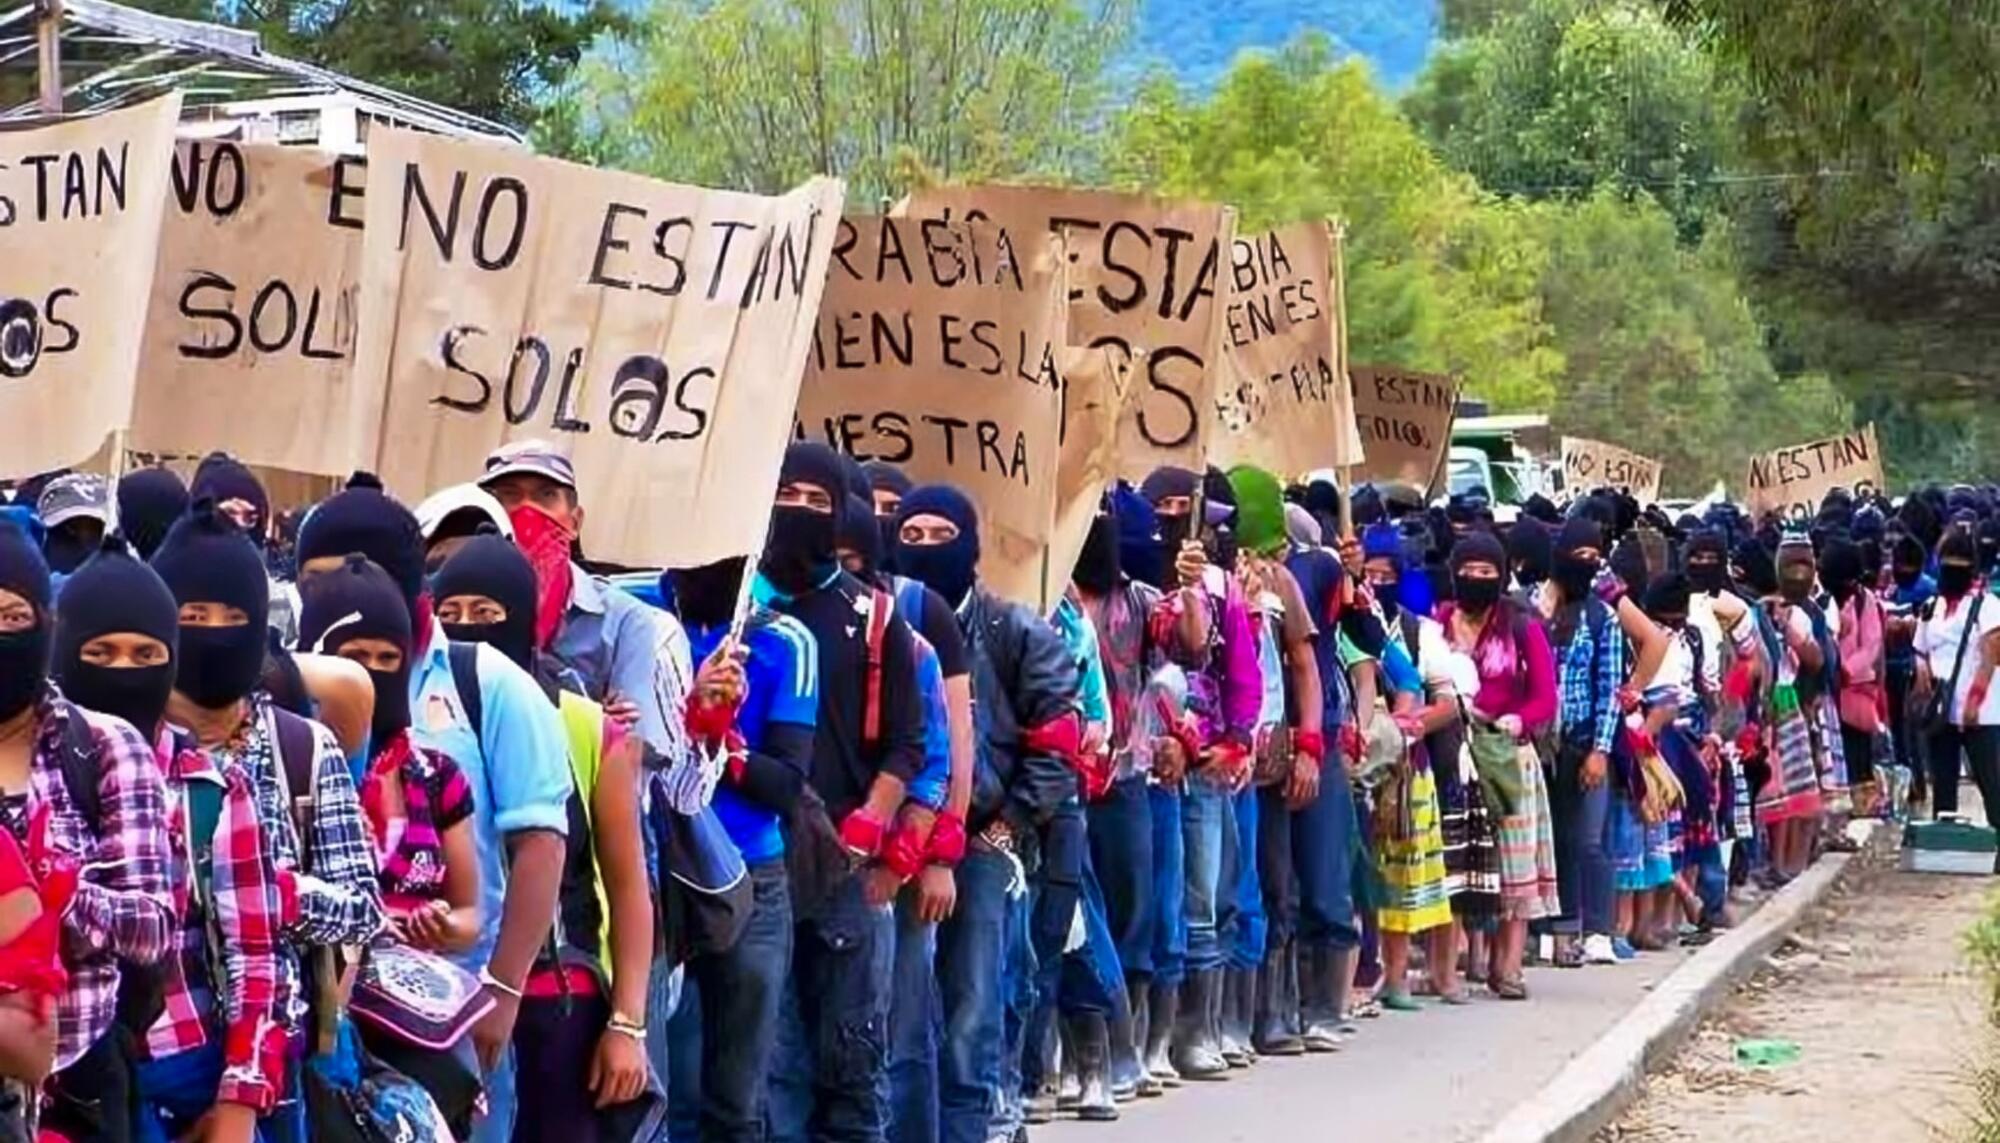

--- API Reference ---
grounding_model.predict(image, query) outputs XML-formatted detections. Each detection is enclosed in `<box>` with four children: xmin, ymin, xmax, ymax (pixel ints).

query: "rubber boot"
<box><xmin>1299</xmin><ymin>945</ymin><xmax>1343</xmax><ymax>1053</ymax></box>
<box><xmin>1128</xmin><ymin>982</ymin><xmax>1160</xmax><ymax>1097</ymax></box>
<box><xmin>1056</xmin><ymin>1015</ymin><xmax>1081</xmax><ymax>1110</ymax></box>
<box><xmin>1107</xmin><ymin>985</ymin><xmax>1143</xmax><ymax>1102</ymax></box>
<box><xmin>1069</xmin><ymin>1013</ymin><xmax>1121</xmax><ymax>1122</ymax></box>
<box><xmin>1027</xmin><ymin>1017</ymin><xmax>1060</xmax><ymax>1123</ymax></box>
<box><xmin>1143</xmin><ymin>978</ymin><xmax>1181</xmax><ymax>1088</ymax></box>
<box><xmin>1218</xmin><ymin>968</ymin><xmax>1254</xmax><ymax>1067</ymax></box>
<box><xmin>1253</xmin><ymin>940</ymin><xmax>1305</xmax><ymax>1056</ymax></box>
<box><xmin>1170</xmin><ymin>970</ymin><xmax>1229</xmax><ymax>1080</ymax></box>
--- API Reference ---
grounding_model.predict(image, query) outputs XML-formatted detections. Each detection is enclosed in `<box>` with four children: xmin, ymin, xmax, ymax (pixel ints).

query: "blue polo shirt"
<box><xmin>406</xmin><ymin>621</ymin><xmax>573</xmax><ymax>971</ymax></box>
<box><xmin>688</xmin><ymin>613</ymin><xmax>819</xmax><ymax>862</ymax></box>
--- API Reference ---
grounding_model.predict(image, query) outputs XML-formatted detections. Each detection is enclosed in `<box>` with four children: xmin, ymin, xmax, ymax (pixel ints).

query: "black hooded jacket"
<box><xmin>957</xmin><ymin>585</ymin><xmax>1081</xmax><ymax>834</ymax></box>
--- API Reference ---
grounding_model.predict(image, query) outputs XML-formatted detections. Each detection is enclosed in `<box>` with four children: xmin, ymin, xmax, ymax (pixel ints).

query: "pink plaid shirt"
<box><xmin>143</xmin><ymin>728</ymin><xmax>286</xmax><ymax>1111</ymax></box>
<box><xmin>25</xmin><ymin>687</ymin><xmax>175</xmax><ymax>1070</ymax></box>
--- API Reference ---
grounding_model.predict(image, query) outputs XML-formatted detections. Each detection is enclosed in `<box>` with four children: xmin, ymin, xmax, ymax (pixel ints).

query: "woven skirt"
<box><xmin>1756</xmin><ymin>687</ymin><xmax>1823</xmax><ymax>825</ymax></box>
<box><xmin>1439</xmin><ymin>764</ymin><xmax>1502</xmax><ymax>923</ymax></box>
<box><xmin>1376</xmin><ymin>768</ymin><xmax>1453</xmax><ymax>935</ymax></box>
<box><xmin>1495</xmin><ymin>744</ymin><xmax>1559</xmax><ymax>921</ymax></box>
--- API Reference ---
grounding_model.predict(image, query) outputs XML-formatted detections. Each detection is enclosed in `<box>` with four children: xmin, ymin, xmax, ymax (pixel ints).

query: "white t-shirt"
<box><xmin>1774</xmin><ymin>605</ymin><xmax>1816</xmax><ymax>687</ymax></box>
<box><xmin>1916</xmin><ymin>593</ymin><xmax>2000</xmax><ymax>725</ymax></box>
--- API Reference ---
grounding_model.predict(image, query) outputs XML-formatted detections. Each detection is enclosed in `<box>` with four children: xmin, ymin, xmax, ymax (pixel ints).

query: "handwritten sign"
<box><xmin>796</xmin><ymin>214</ymin><xmax>1066</xmax><ymax>606</ymax></box>
<box><xmin>1561</xmin><ymin>436</ymin><xmax>1662</xmax><ymax>503</ymax></box>
<box><xmin>352</xmin><ymin>127</ymin><xmax>844</xmax><ymax>568</ymax></box>
<box><xmin>0</xmin><ymin>95</ymin><xmax>181</xmax><ymax>477</ymax></box>
<box><xmin>1209</xmin><ymin>221</ymin><xmax>1362</xmax><ymax>474</ymax></box>
<box><xmin>902</xmin><ymin>185</ymin><xmax>1233</xmax><ymax>480</ymax></box>
<box><xmin>1744</xmin><ymin>425</ymin><xmax>1883</xmax><ymax>522</ymax></box>
<box><xmin>1040</xmin><ymin>347</ymin><xmax>1131</xmax><ymax>611</ymax></box>
<box><xmin>1349</xmin><ymin>364</ymin><xmax>1459</xmax><ymax>493</ymax></box>
<box><xmin>131</xmin><ymin>142</ymin><xmax>371</xmax><ymax>474</ymax></box>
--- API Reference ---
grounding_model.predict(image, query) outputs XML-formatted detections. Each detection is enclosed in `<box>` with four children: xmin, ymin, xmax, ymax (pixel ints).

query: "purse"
<box><xmin>1920</xmin><ymin>593</ymin><xmax>1983</xmax><ymax>736</ymax></box>
<box><xmin>1464</xmin><ymin>714</ymin><xmax>1525</xmax><ymax>817</ymax></box>
<box><xmin>349</xmin><ymin>942</ymin><xmax>494</xmax><ymax>1051</ymax></box>
<box><xmin>1252</xmin><ymin>724</ymin><xmax>1294</xmax><ymax>788</ymax></box>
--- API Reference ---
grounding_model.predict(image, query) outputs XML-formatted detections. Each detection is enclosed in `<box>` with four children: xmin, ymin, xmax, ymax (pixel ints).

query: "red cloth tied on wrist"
<box><xmin>685</xmin><ymin>696</ymin><xmax>739</xmax><ymax>744</ymax></box>
<box><xmin>721</xmin><ymin>729</ymin><xmax>749</xmax><ymax>786</ymax></box>
<box><xmin>881</xmin><ymin>820</ymin><xmax>930</xmax><ymax>879</ymax></box>
<box><xmin>1077</xmin><ymin>751</ymin><xmax>1115</xmax><ymax>801</ymax></box>
<box><xmin>929</xmin><ymin>813</ymin><xmax>967</xmax><ymax>865</ymax></box>
<box><xmin>1293</xmin><ymin>728</ymin><xmax>1326</xmax><ymax>763</ymax></box>
<box><xmin>1733</xmin><ymin>724</ymin><xmax>1762</xmax><ymax>760</ymax></box>
<box><xmin>1023</xmin><ymin>711</ymin><xmax>1083</xmax><ymax>764</ymax></box>
<box><xmin>1626</xmin><ymin>727</ymin><xmax>1658</xmax><ymax>758</ymax></box>
<box><xmin>0</xmin><ymin>807</ymin><xmax>67</xmax><ymax>1020</ymax></box>
<box><xmin>838</xmin><ymin>809</ymin><xmax>888</xmax><ymax>858</ymax></box>
<box><xmin>1205</xmin><ymin>739</ymin><xmax>1251</xmax><ymax>779</ymax></box>
<box><xmin>1338</xmin><ymin>723</ymin><xmax>1364</xmax><ymax>764</ymax></box>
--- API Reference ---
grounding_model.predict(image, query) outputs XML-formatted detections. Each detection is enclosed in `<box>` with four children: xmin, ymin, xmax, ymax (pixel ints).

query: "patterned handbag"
<box><xmin>349</xmin><ymin>942</ymin><xmax>494</xmax><ymax>1051</ymax></box>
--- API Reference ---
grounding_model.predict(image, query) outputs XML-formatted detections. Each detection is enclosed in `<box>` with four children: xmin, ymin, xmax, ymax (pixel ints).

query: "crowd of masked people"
<box><xmin>0</xmin><ymin>438</ymin><xmax>1993</xmax><ymax>1143</ymax></box>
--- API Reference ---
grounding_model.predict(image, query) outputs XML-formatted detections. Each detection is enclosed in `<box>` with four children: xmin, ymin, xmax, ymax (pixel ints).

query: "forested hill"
<box><xmin>1130</xmin><ymin>0</ymin><xmax>1438</xmax><ymax>87</ymax></box>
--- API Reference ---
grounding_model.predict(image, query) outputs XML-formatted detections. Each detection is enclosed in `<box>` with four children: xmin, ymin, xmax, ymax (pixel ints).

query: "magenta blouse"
<box><xmin>1436</xmin><ymin>602</ymin><xmax>1559</xmax><ymax>735</ymax></box>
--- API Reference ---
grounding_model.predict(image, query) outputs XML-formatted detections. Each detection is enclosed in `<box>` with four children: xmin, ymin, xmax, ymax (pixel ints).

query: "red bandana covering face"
<box><xmin>509</xmin><ymin>503</ymin><xmax>575</xmax><ymax>651</ymax></box>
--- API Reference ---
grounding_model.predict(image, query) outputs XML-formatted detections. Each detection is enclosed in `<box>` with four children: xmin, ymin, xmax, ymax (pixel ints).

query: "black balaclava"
<box><xmin>1449</xmin><ymin>532</ymin><xmax>1507</xmax><ymax>614</ymax></box>
<box><xmin>1642</xmin><ymin>572</ymin><xmax>1692</xmax><ymax>628</ymax></box>
<box><xmin>1202</xmin><ymin>467</ymin><xmax>1239</xmax><ymax>572</ymax></box>
<box><xmin>762</xmin><ymin>443</ymin><xmax>844</xmax><ymax>596</ymax></box>
<box><xmin>1684</xmin><ymin>530</ymin><xmax>1729</xmax><ymax>596</ymax></box>
<box><xmin>1521</xmin><ymin>493</ymin><xmax>1563</xmax><ymax>526</ymax></box>
<box><xmin>1073</xmin><ymin>501</ymin><xmax>1121</xmax><ymax>597</ymax></box>
<box><xmin>1938</xmin><ymin>531</ymin><xmax>1980</xmax><ymax>600</ymax></box>
<box><xmin>1114</xmin><ymin>484</ymin><xmax>1166</xmax><ymax>591</ymax></box>
<box><xmin>668</xmin><ymin>556</ymin><xmax>749</xmax><ymax>632</ymax></box>
<box><xmin>295</xmin><ymin>473</ymin><xmax>427</xmax><ymax>622</ymax></box>
<box><xmin>1734</xmin><ymin>538</ymin><xmax>1780</xmax><ymax>598</ymax></box>
<box><xmin>896</xmin><ymin>484</ymin><xmax>982</xmax><ymax>609</ymax></box>
<box><xmin>0</xmin><ymin>521</ymin><xmax>52</xmax><ymax>722</ymax></box>
<box><xmin>116</xmin><ymin>467</ymin><xmax>190</xmax><ymax>561</ymax></box>
<box><xmin>1553</xmin><ymin>517</ymin><xmax>1604</xmax><ymax>600</ymax></box>
<box><xmin>862</xmin><ymin>461</ymin><xmax>912</xmax><ymax>575</ymax></box>
<box><xmin>434</xmin><ymin>533</ymin><xmax>540</xmax><ymax>673</ymax></box>
<box><xmin>836</xmin><ymin>493</ymin><xmax>883</xmax><ymax>581</ymax></box>
<box><xmin>1891</xmin><ymin>534</ymin><xmax>1928</xmax><ymax>590</ymax></box>
<box><xmin>54</xmin><ymin>536</ymin><xmax>179</xmax><ymax>737</ymax></box>
<box><xmin>1608</xmin><ymin>532</ymin><xmax>1650</xmax><ymax>594</ymax></box>
<box><xmin>1140</xmin><ymin>466</ymin><xmax>1200</xmax><ymax>557</ymax></box>
<box><xmin>1817</xmin><ymin>536</ymin><xmax>1865</xmax><ymax>605</ymax></box>
<box><xmin>1302</xmin><ymin>480</ymin><xmax>1342</xmax><ymax>546</ymax></box>
<box><xmin>1508</xmin><ymin>517</ymin><xmax>1552</xmax><ymax>589</ymax></box>
<box><xmin>190</xmin><ymin>452</ymin><xmax>271</xmax><ymax>542</ymax></box>
<box><xmin>150</xmin><ymin>500</ymin><xmax>271</xmax><ymax>710</ymax></box>
<box><xmin>1350</xmin><ymin>484</ymin><xmax>1385</xmax><ymax>528</ymax></box>
<box><xmin>298</xmin><ymin>555</ymin><xmax>414</xmax><ymax>743</ymax></box>
<box><xmin>44</xmin><ymin>519</ymin><xmax>104</xmax><ymax>577</ymax></box>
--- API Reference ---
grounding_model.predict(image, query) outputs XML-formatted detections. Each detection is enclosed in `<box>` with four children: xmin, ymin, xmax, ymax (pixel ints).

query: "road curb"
<box><xmin>1475</xmin><ymin>822</ymin><xmax>1884</xmax><ymax>1143</ymax></box>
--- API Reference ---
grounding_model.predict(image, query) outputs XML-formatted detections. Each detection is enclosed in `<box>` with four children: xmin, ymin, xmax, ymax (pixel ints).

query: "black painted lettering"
<box><xmin>662</xmin><ymin>365</ymin><xmax>716</xmax><ymax>441</ymax></box>
<box><xmin>647</xmin><ymin>218</ymin><xmax>692</xmax><ymax>296</ymax></box>
<box><xmin>299</xmin><ymin>287</ymin><xmax>343</xmax><ymax>361</ymax></box>
<box><xmin>706</xmin><ymin>219</ymin><xmax>754</xmax><ymax>301</ymax></box>
<box><xmin>871</xmin><ymin>411</ymin><xmax>913</xmax><ymax>462</ymax></box>
<box><xmin>41</xmin><ymin>288</ymin><xmax>76</xmax><ymax>353</ymax></box>
<box><xmin>871</xmin><ymin>311</ymin><xmax>913</xmax><ymax>368</ymax></box>
<box><xmin>876</xmin><ymin>217</ymin><xmax>913</xmax><ymax>285</ymax></box>
<box><xmin>589</xmin><ymin>203</ymin><xmax>644</xmax><ymax>290</ymax></box>
<box><xmin>0</xmin><ymin>298</ymin><xmax>40</xmax><ymax>378</ymax></box>
<box><xmin>552</xmin><ymin>347</ymin><xmax>591</xmax><ymax>433</ymax></box>
<box><xmin>1135</xmin><ymin>346</ymin><xmax>1201</xmax><ymax>449</ymax></box>
<box><xmin>328</xmin><ymin>156</ymin><xmax>367</xmax><ymax>230</ymax></box>
<box><xmin>1097</xmin><ymin>221</ymin><xmax>1149</xmax><ymax>314</ymax></box>
<box><xmin>402</xmin><ymin>164</ymin><xmax>466</xmax><ymax>258</ymax></box>
<box><xmin>832</xmin><ymin>217</ymin><xmax>862</xmax><ymax>281</ymax></box>
<box><xmin>471</xmin><ymin>177</ymin><xmax>528</xmax><ymax>271</ymax></box>
<box><xmin>436</xmin><ymin>325</ymin><xmax>493</xmax><ymax>412</ymax></box>
<box><xmin>609</xmin><ymin>355</ymin><xmax>669</xmax><ymax>439</ymax></box>
<box><xmin>176</xmin><ymin>273</ymin><xmax>243</xmax><ymax>360</ymax></box>
<box><xmin>1155</xmin><ymin>226</ymin><xmax>1193</xmax><ymax>321</ymax></box>
<box><xmin>247</xmin><ymin>280</ymin><xmax>299</xmax><ymax>354</ymax></box>
<box><xmin>503</xmin><ymin>337</ymin><xmax>552</xmax><ymax>424</ymax></box>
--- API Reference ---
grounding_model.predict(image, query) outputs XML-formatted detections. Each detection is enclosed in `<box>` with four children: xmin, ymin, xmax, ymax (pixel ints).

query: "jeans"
<box><xmin>470</xmin><ymin>1043</ymin><xmax>516</xmax><ymax>1143</ymax></box>
<box><xmin>677</xmin><ymin>860</ymin><xmax>792</xmax><ymax>1143</ymax></box>
<box><xmin>1087</xmin><ymin>775</ymin><xmax>1154</xmax><ymax>978</ymax></box>
<box><xmin>1181</xmin><ymin>780</ymin><xmax>1230</xmax><ymax>973</ymax></box>
<box><xmin>135</xmin><ymin>1040</ymin><xmax>224</xmax><ymax>1143</ymax></box>
<box><xmin>1292</xmin><ymin>767</ymin><xmax>1359</xmax><ymax>951</ymax></box>
<box><xmin>935</xmin><ymin>845</ymin><xmax>1016</xmax><ymax>1143</ymax></box>
<box><xmin>1552</xmin><ymin>735</ymin><xmax>1615</xmax><ymax>937</ymax></box>
<box><xmin>766</xmin><ymin>875</ymin><xmax>896</xmax><ymax>1143</ymax></box>
<box><xmin>1927</xmin><ymin>723</ymin><xmax>2000</xmax><ymax>825</ymax></box>
<box><xmin>990</xmin><ymin>883</ymin><xmax>1036</xmax><ymax>1143</ymax></box>
<box><xmin>1257</xmin><ymin>784</ymin><xmax>1299</xmax><ymax>950</ymax></box>
<box><xmin>888</xmin><ymin>892</ymin><xmax>939</xmax><ymax>1143</ymax></box>
<box><xmin>1226</xmin><ymin>786</ymin><xmax>1265</xmax><ymax>970</ymax></box>
<box><xmin>1147</xmin><ymin>786</ymin><xmax>1187</xmax><ymax>987</ymax></box>
<box><xmin>1058</xmin><ymin>852</ymin><xmax>1124</xmax><ymax>1014</ymax></box>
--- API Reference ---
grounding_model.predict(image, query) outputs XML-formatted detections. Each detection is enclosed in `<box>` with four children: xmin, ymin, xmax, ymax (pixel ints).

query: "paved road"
<box><xmin>1040</xmin><ymin>948</ymin><xmax>1690</xmax><ymax>1143</ymax></box>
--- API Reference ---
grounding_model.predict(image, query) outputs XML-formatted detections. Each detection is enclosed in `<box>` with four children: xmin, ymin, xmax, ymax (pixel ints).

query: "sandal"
<box><xmin>1349</xmin><ymin>993</ymin><xmax>1383</xmax><ymax>1020</ymax></box>
<box><xmin>1381</xmin><ymin>991</ymin><xmax>1423</xmax><ymax>1013</ymax></box>
<box><xmin>1493</xmin><ymin>977</ymin><xmax>1529</xmax><ymax>1001</ymax></box>
<box><xmin>1553</xmin><ymin>942</ymin><xmax>1585</xmax><ymax>969</ymax></box>
<box><xmin>1437</xmin><ymin>989</ymin><xmax>1473</xmax><ymax>1006</ymax></box>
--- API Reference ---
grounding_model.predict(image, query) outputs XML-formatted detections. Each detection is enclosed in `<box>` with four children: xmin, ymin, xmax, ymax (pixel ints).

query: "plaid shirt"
<box><xmin>145</xmin><ymin>729</ymin><xmax>286</xmax><ymax>1111</ymax></box>
<box><xmin>208</xmin><ymin>695</ymin><xmax>383</xmax><ymax>1030</ymax></box>
<box><xmin>1554</xmin><ymin>598</ymin><xmax>1628</xmax><ymax>755</ymax></box>
<box><xmin>25</xmin><ymin>687</ymin><xmax>175</xmax><ymax>1070</ymax></box>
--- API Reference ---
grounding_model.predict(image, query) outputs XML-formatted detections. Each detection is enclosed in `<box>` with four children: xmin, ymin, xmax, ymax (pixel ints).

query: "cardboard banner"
<box><xmin>1744</xmin><ymin>424</ymin><xmax>1884</xmax><ymax>522</ymax></box>
<box><xmin>796</xmin><ymin>214</ymin><xmax>1067</xmax><ymax>606</ymax></box>
<box><xmin>1210</xmin><ymin>221</ymin><xmax>1362</xmax><ymax>474</ymax></box>
<box><xmin>902</xmin><ymin>185</ymin><xmax>1233</xmax><ymax>480</ymax></box>
<box><xmin>352</xmin><ymin>127</ymin><xmax>845</xmax><ymax>568</ymax></box>
<box><xmin>1349</xmin><ymin>364</ymin><xmax>1459</xmax><ymax>493</ymax></box>
<box><xmin>0</xmin><ymin>95</ymin><xmax>181</xmax><ymax>478</ymax></box>
<box><xmin>131</xmin><ymin>142</ymin><xmax>372</xmax><ymax>475</ymax></box>
<box><xmin>1561</xmin><ymin>436</ymin><xmax>1662</xmax><ymax>503</ymax></box>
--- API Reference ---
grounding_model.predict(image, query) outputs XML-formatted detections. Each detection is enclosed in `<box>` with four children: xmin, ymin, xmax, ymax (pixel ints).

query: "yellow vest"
<box><xmin>557</xmin><ymin>690</ymin><xmax>615</xmax><ymax>966</ymax></box>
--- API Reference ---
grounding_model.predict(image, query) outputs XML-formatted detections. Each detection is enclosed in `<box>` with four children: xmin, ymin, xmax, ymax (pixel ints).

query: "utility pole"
<box><xmin>35</xmin><ymin>0</ymin><xmax>65</xmax><ymax>114</ymax></box>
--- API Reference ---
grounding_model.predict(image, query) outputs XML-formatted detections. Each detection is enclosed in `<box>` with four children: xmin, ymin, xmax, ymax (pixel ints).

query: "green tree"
<box><xmin>1105</xmin><ymin>37</ymin><xmax>1564</xmax><ymax>411</ymax></box>
<box><xmin>542</xmin><ymin>0</ymin><xmax>1133</xmax><ymax>201</ymax></box>
<box><xmin>126</xmin><ymin>0</ymin><xmax>619</xmax><ymax>130</ymax></box>
<box><xmin>1406</xmin><ymin>0</ymin><xmax>1728</xmax><ymax>240</ymax></box>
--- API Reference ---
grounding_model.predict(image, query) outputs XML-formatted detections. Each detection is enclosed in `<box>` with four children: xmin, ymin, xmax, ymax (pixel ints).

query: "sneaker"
<box><xmin>1581</xmin><ymin>934</ymin><xmax>1619</xmax><ymax>965</ymax></box>
<box><xmin>1611</xmin><ymin>937</ymin><xmax>1638</xmax><ymax>961</ymax></box>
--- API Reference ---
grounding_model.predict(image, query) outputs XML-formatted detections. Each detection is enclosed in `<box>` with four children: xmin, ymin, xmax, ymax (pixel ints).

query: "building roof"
<box><xmin>0</xmin><ymin>0</ymin><xmax>521</xmax><ymax>141</ymax></box>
